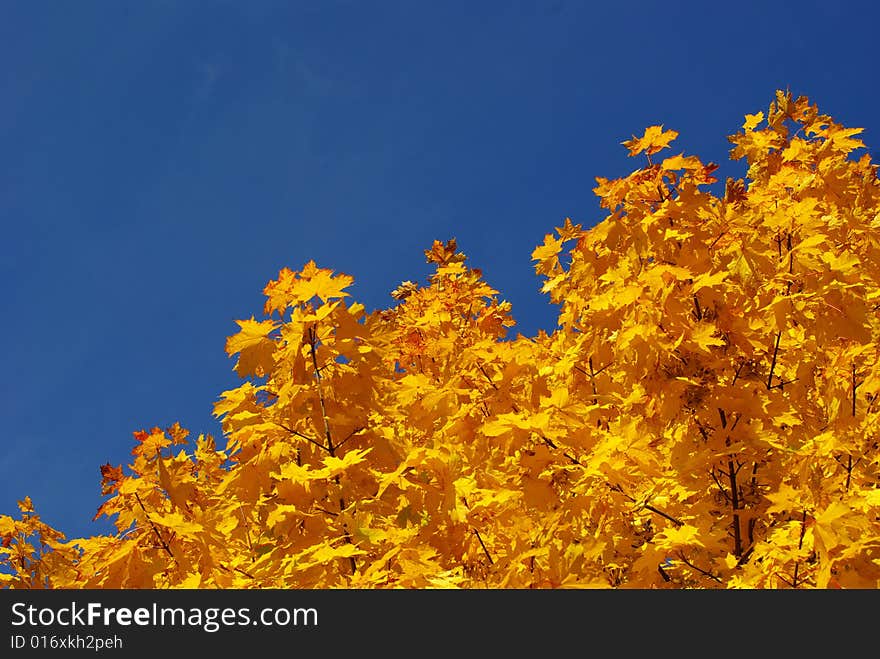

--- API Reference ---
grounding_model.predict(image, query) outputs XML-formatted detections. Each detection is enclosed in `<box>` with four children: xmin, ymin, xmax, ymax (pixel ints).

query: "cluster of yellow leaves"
<box><xmin>3</xmin><ymin>91</ymin><xmax>879</xmax><ymax>589</ymax></box>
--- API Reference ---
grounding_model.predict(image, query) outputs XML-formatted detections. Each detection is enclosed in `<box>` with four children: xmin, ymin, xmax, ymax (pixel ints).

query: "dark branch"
<box><xmin>766</xmin><ymin>332</ymin><xmax>782</xmax><ymax>391</ymax></box>
<box><xmin>473</xmin><ymin>529</ymin><xmax>494</xmax><ymax>565</ymax></box>
<box><xmin>273</xmin><ymin>422</ymin><xmax>329</xmax><ymax>453</ymax></box>
<box><xmin>134</xmin><ymin>493</ymin><xmax>174</xmax><ymax>560</ymax></box>
<box><xmin>676</xmin><ymin>551</ymin><xmax>723</xmax><ymax>583</ymax></box>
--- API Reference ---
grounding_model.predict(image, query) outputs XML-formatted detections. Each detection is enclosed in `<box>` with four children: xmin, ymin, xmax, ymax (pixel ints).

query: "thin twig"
<box><xmin>218</xmin><ymin>563</ymin><xmax>256</xmax><ymax>580</ymax></box>
<box><xmin>238</xmin><ymin>504</ymin><xmax>254</xmax><ymax>562</ymax></box>
<box><xmin>727</xmin><ymin>459</ymin><xmax>742</xmax><ymax>557</ymax></box>
<box><xmin>676</xmin><ymin>551</ymin><xmax>723</xmax><ymax>583</ymax></box>
<box><xmin>134</xmin><ymin>493</ymin><xmax>174</xmax><ymax>560</ymax></box>
<box><xmin>766</xmin><ymin>332</ymin><xmax>782</xmax><ymax>390</ymax></box>
<box><xmin>473</xmin><ymin>529</ymin><xmax>494</xmax><ymax>565</ymax></box>
<box><xmin>273</xmin><ymin>422</ymin><xmax>329</xmax><ymax>453</ymax></box>
<box><xmin>710</xmin><ymin>468</ymin><xmax>731</xmax><ymax>502</ymax></box>
<box><xmin>334</xmin><ymin>426</ymin><xmax>366</xmax><ymax>452</ymax></box>
<box><xmin>308</xmin><ymin>325</ymin><xmax>335</xmax><ymax>455</ymax></box>
<box><xmin>791</xmin><ymin>509</ymin><xmax>808</xmax><ymax>588</ymax></box>
<box><xmin>607</xmin><ymin>483</ymin><xmax>685</xmax><ymax>527</ymax></box>
<box><xmin>307</xmin><ymin>324</ymin><xmax>356</xmax><ymax>575</ymax></box>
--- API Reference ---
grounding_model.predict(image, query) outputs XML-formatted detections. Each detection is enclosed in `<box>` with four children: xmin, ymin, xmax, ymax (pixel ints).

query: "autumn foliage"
<box><xmin>3</xmin><ymin>91</ymin><xmax>880</xmax><ymax>589</ymax></box>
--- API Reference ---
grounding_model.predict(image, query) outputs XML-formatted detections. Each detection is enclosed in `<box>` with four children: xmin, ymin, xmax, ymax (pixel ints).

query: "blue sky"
<box><xmin>3</xmin><ymin>0</ymin><xmax>879</xmax><ymax>541</ymax></box>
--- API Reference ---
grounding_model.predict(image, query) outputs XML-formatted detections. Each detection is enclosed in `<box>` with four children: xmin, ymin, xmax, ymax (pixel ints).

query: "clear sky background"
<box><xmin>3</xmin><ymin>0</ymin><xmax>879</xmax><ymax>541</ymax></box>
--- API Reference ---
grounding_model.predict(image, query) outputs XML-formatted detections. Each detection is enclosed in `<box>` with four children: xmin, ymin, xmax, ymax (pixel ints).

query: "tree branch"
<box><xmin>473</xmin><ymin>528</ymin><xmax>494</xmax><ymax>565</ymax></box>
<box><xmin>766</xmin><ymin>332</ymin><xmax>782</xmax><ymax>391</ymax></box>
<box><xmin>134</xmin><ymin>493</ymin><xmax>174</xmax><ymax>561</ymax></box>
<box><xmin>676</xmin><ymin>551</ymin><xmax>722</xmax><ymax>583</ymax></box>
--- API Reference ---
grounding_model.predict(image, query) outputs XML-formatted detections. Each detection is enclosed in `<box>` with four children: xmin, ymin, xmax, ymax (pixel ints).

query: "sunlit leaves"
<box><xmin>622</xmin><ymin>125</ymin><xmax>679</xmax><ymax>157</ymax></box>
<box><xmin>3</xmin><ymin>91</ymin><xmax>879</xmax><ymax>589</ymax></box>
<box><xmin>225</xmin><ymin>318</ymin><xmax>277</xmax><ymax>377</ymax></box>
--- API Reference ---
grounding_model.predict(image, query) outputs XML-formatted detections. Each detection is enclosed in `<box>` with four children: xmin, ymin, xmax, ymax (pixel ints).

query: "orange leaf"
<box><xmin>622</xmin><ymin>125</ymin><xmax>679</xmax><ymax>156</ymax></box>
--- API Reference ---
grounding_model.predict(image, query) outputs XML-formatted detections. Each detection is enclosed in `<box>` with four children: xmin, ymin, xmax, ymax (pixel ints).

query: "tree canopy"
<box><xmin>3</xmin><ymin>91</ymin><xmax>879</xmax><ymax>589</ymax></box>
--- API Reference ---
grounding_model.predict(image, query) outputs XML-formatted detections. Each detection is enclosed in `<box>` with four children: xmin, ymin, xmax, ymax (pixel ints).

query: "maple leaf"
<box><xmin>531</xmin><ymin>233</ymin><xmax>564</xmax><ymax>264</ymax></box>
<box><xmin>391</xmin><ymin>280</ymin><xmax>419</xmax><ymax>300</ymax></box>
<box><xmin>225</xmin><ymin>317</ymin><xmax>277</xmax><ymax>377</ymax></box>
<box><xmin>826</xmin><ymin>125</ymin><xmax>865</xmax><ymax>154</ymax></box>
<box><xmin>556</xmin><ymin>217</ymin><xmax>582</xmax><ymax>241</ymax></box>
<box><xmin>764</xmin><ymin>483</ymin><xmax>805</xmax><ymax>516</ymax></box>
<box><xmin>309</xmin><ymin>542</ymin><xmax>365</xmax><ymax>563</ymax></box>
<box><xmin>166</xmin><ymin>422</ymin><xmax>190</xmax><ymax>445</ymax></box>
<box><xmin>425</xmin><ymin>238</ymin><xmax>465</xmax><ymax>265</ymax></box>
<box><xmin>653</xmin><ymin>525</ymin><xmax>704</xmax><ymax>550</ymax></box>
<box><xmin>742</xmin><ymin>112</ymin><xmax>764</xmax><ymax>131</ymax></box>
<box><xmin>622</xmin><ymin>125</ymin><xmax>679</xmax><ymax>157</ymax></box>
<box><xmin>691</xmin><ymin>271</ymin><xmax>728</xmax><ymax>294</ymax></box>
<box><xmin>262</xmin><ymin>262</ymin><xmax>353</xmax><ymax>314</ymax></box>
<box><xmin>322</xmin><ymin>448</ymin><xmax>373</xmax><ymax>478</ymax></box>
<box><xmin>151</xmin><ymin>512</ymin><xmax>204</xmax><ymax>540</ymax></box>
<box><xmin>99</xmin><ymin>463</ymin><xmax>124</xmax><ymax>496</ymax></box>
<box><xmin>131</xmin><ymin>427</ymin><xmax>170</xmax><ymax>457</ymax></box>
<box><xmin>689</xmin><ymin>322</ymin><xmax>726</xmax><ymax>352</ymax></box>
<box><xmin>296</xmin><ymin>263</ymin><xmax>354</xmax><ymax>303</ymax></box>
<box><xmin>661</xmin><ymin>154</ymin><xmax>704</xmax><ymax>171</ymax></box>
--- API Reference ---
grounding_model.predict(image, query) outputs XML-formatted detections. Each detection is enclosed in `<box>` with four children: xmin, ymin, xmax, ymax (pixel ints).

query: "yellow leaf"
<box><xmin>815</xmin><ymin>501</ymin><xmax>851</xmax><ymax>527</ymax></box>
<box><xmin>482</xmin><ymin>413</ymin><xmax>520</xmax><ymax>437</ymax></box>
<box><xmin>531</xmin><ymin>233</ymin><xmax>564</xmax><ymax>263</ymax></box>
<box><xmin>262</xmin><ymin>261</ymin><xmax>353</xmax><ymax>314</ymax></box>
<box><xmin>742</xmin><ymin>112</ymin><xmax>764</xmax><ymax>131</ymax></box>
<box><xmin>117</xmin><ymin>478</ymin><xmax>144</xmax><ymax>496</ymax></box>
<box><xmin>826</xmin><ymin>125</ymin><xmax>865</xmax><ymax>154</ymax></box>
<box><xmin>322</xmin><ymin>448</ymin><xmax>373</xmax><ymax>478</ymax></box>
<box><xmin>689</xmin><ymin>323</ymin><xmax>725</xmax><ymax>352</ymax></box>
<box><xmin>224</xmin><ymin>318</ymin><xmax>277</xmax><ymax>356</ymax></box>
<box><xmin>793</xmin><ymin>233</ymin><xmax>826</xmax><ymax>254</ymax></box>
<box><xmin>0</xmin><ymin>516</ymin><xmax>15</xmax><ymax>536</ymax></box>
<box><xmin>661</xmin><ymin>154</ymin><xmax>703</xmax><ymax>171</ymax></box>
<box><xmin>266</xmin><ymin>505</ymin><xmax>300</xmax><ymax>529</ymax></box>
<box><xmin>862</xmin><ymin>490</ymin><xmax>880</xmax><ymax>507</ymax></box>
<box><xmin>309</xmin><ymin>542</ymin><xmax>365</xmax><ymax>563</ymax></box>
<box><xmin>274</xmin><ymin>462</ymin><xmax>328</xmax><ymax>483</ymax></box>
<box><xmin>823</xmin><ymin>251</ymin><xmax>860</xmax><ymax>275</ymax></box>
<box><xmin>179</xmin><ymin>573</ymin><xmax>202</xmax><ymax>588</ymax></box>
<box><xmin>151</xmin><ymin>512</ymin><xmax>203</xmax><ymax>539</ymax></box>
<box><xmin>556</xmin><ymin>217</ymin><xmax>582</xmax><ymax>241</ymax></box>
<box><xmin>354</xmin><ymin>526</ymin><xmax>388</xmax><ymax>544</ymax></box>
<box><xmin>622</xmin><ymin>125</ymin><xmax>679</xmax><ymax>157</ymax></box>
<box><xmin>654</xmin><ymin>524</ymin><xmax>703</xmax><ymax>549</ymax></box>
<box><xmin>691</xmin><ymin>271</ymin><xmax>728</xmax><ymax>293</ymax></box>
<box><xmin>765</xmin><ymin>483</ymin><xmax>803</xmax><ymax>516</ymax></box>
